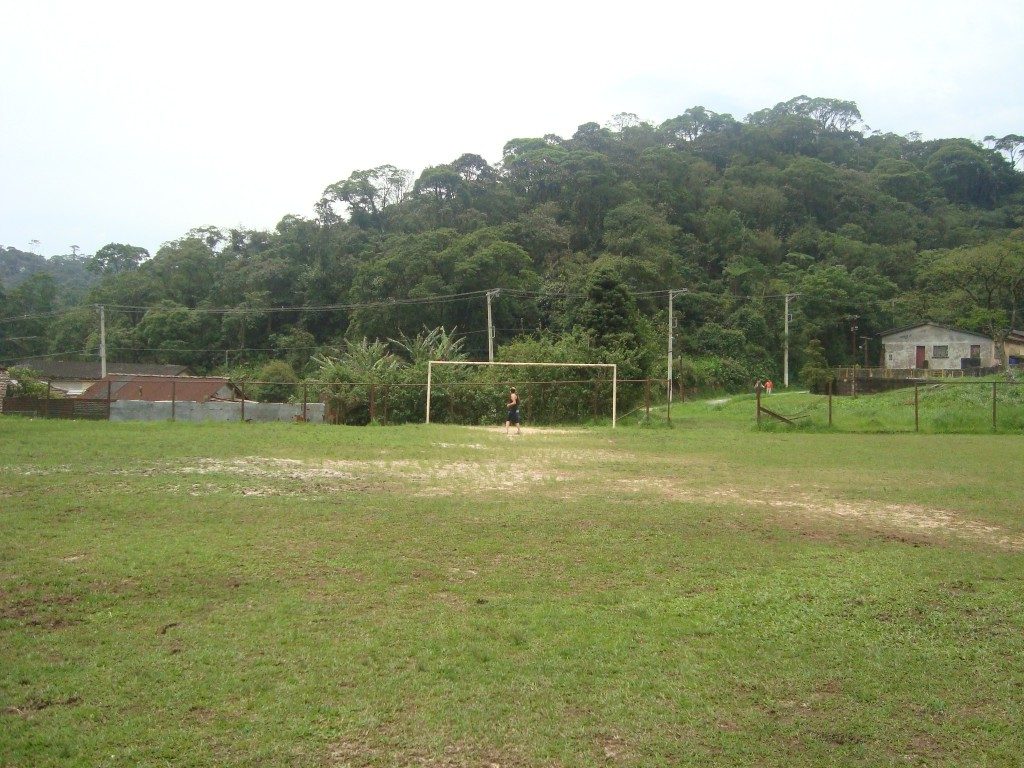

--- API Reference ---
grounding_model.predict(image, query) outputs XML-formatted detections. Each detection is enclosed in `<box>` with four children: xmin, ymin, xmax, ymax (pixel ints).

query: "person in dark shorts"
<box><xmin>505</xmin><ymin>387</ymin><xmax>521</xmax><ymax>435</ymax></box>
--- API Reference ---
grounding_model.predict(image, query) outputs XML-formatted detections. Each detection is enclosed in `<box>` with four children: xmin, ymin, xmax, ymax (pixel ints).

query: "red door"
<box><xmin>915</xmin><ymin>346</ymin><xmax>926</xmax><ymax>368</ymax></box>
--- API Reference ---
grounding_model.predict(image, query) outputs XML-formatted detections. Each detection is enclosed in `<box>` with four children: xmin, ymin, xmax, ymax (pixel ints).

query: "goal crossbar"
<box><xmin>426</xmin><ymin>360</ymin><xmax>617</xmax><ymax>427</ymax></box>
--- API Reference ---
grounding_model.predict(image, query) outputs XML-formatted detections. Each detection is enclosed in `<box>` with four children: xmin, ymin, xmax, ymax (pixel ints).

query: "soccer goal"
<box><xmin>426</xmin><ymin>361</ymin><xmax>618</xmax><ymax>427</ymax></box>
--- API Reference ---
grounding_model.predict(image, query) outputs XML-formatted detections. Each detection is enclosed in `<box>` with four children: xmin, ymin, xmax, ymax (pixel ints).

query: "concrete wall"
<box><xmin>882</xmin><ymin>325</ymin><xmax>996</xmax><ymax>370</ymax></box>
<box><xmin>110</xmin><ymin>400</ymin><xmax>325</xmax><ymax>423</ymax></box>
<box><xmin>1006</xmin><ymin>339</ymin><xmax>1024</xmax><ymax>366</ymax></box>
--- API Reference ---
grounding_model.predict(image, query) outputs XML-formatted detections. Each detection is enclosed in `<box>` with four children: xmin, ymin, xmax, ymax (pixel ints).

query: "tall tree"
<box><xmin>87</xmin><ymin>243</ymin><xmax>150</xmax><ymax>275</ymax></box>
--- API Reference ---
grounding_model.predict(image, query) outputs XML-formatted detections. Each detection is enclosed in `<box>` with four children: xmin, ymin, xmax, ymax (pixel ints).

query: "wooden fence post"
<box><xmin>45</xmin><ymin>382</ymin><xmax>51</xmax><ymax>418</ymax></box>
<box><xmin>827</xmin><ymin>379</ymin><xmax>833</xmax><ymax>427</ymax></box>
<box><xmin>644</xmin><ymin>378</ymin><xmax>650</xmax><ymax>418</ymax></box>
<box><xmin>756</xmin><ymin>388</ymin><xmax>762</xmax><ymax>425</ymax></box>
<box><xmin>240</xmin><ymin>384</ymin><xmax>246</xmax><ymax>422</ymax></box>
<box><xmin>171</xmin><ymin>380</ymin><xmax>176</xmax><ymax>422</ymax></box>
<box><xmin>302</xmin><ymin>382</ymin><xmax>308</xmax><ymax>423</ymax></box>
<box><xmin>107</xmin><ymin>381</ymin><xmax>113</xmax><ymax>420</ymax></box>
<box><xmin>369</xmin><ymin>383</ymin><xmax>376</xmax><ymax>423</ymax></box>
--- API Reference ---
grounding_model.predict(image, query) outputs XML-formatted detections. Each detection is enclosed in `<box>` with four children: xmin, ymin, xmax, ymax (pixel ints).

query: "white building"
<box><xmin>880</xmin><ymin>323</ymin><xmax>997</xmax><ymax>371</ymax></box>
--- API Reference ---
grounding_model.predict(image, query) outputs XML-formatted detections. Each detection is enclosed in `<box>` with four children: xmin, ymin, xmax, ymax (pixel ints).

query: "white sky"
<box><xmin>2</xmin><ymin>0</ymin><xmax>1022</xmax><ymax>258</ymax></box>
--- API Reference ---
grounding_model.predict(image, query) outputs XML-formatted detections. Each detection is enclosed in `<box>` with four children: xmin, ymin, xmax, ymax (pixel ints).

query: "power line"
<box><xmin>1</xmin><ymin>348</ymin><xmax>97</xmax><ymax>365</ymax></box>
<box><xmin>0</xmin><ymin>308</ymin><xmax>83</xmax><ymax>323</ymax></box>
<box><xmin>102</xmin><ymin>289</ymin><xmax>492</xmax><ymax>315</ymax></box>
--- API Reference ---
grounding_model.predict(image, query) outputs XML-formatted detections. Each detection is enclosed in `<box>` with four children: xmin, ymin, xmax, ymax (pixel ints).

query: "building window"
<box><xmin>932</xmin><ymin>345</ymin><xmax>948</xmax><ymax>359</ymax></box>
<box><xmin>970</xmin><ymin>345</ymin><xmax>981</xmax><ymax>359</ymax></box>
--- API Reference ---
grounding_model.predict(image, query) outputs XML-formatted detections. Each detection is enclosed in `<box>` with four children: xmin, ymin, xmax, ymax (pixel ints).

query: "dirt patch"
<box><xmin>3</xmin><ymin>695</ymin><xmax>81</xmax><ymax>717</ymax></box>
<box><xmin>1</xmin><ymin>593</ymin><xmax>79</xmax><ymax>628</ymax></box>
<box><xmin>615</xmin><ymin>479</ymin><xmax>1024</xmax><ymax>552</ymax></box>
<box><xmin>597</xmin><ymin>732</ymin><xmax>629</xmax><ymax>760</ymax></box>
<box><xmin>468</xmin><ymin>425</ymin><xmax>590</xmax><ymax>436</ymax></box>
<box><xmin>165</xmin><ymin>456</ymin><xmax>579</xmax><ymax>499</ymax></box>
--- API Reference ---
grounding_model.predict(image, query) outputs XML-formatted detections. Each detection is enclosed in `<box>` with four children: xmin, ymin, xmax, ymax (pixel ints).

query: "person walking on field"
<box><xmin>505</xmin><ymin>387</ymin><xmax>521</xmax><ymax>435</ymax></box>
<box><xmin>765</xmin><ymin>379</ymin><xmax>774</xmax><ymax>395</ymax></box>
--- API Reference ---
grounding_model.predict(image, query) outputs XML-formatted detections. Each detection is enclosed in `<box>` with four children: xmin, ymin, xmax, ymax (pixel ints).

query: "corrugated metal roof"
<box><xmin>14</xmin><ymin>361</ymin><xmax>191</xmax><ymax>379</ymax></box>
<box><xmin>81</xmin><ymin>375</ymin><xmax>240</xmax><ymax>402</ymax></box>
<box><xmin>878</xmin><ymin>322</ymin><xmax>992</xmax><ymax>341</ymax></box>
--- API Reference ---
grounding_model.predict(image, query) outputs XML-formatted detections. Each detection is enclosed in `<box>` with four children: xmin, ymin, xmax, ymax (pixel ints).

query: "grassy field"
<box><xmin>622</xmin><ymin>379</ymin><xmax>1024</xmax><ymax>433</ymax></box>
<box><xmin>1</xmin><ymin>413</ymin><xmax>1023</xmax><ymax>767</ymax></box>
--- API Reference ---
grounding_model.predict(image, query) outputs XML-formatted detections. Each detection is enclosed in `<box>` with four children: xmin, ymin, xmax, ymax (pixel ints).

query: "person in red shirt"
<box><xmin>765</xmin><ymin>379</ymin><xmax>774</xmax><ymax>395</ymax></box>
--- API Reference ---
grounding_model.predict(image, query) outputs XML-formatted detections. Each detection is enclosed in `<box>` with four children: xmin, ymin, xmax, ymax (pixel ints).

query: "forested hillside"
<box><xmin>2</xmin><ymin>96</ymin><xmax>1022</xmax><ymax>391</ymax></box>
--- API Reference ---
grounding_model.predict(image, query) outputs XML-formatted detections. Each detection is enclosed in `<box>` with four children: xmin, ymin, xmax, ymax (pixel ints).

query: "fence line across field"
<box><xmin>426</xmin><ymin>360</ymin><xmax>618</xmax><ymax>427</ymax></box>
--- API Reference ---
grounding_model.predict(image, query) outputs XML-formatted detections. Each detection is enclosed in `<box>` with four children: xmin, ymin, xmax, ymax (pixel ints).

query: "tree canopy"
<box><xmin>2</xmin><ymin>96</ymin><xmax>1022</xmax><ymax>392</ymax></box>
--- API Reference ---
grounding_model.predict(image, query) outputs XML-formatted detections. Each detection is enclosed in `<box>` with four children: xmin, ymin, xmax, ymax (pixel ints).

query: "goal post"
<box><xmin>426</xmin><ymin>360</ymin><xmax>618</xmax><ymax>427</ymax></box>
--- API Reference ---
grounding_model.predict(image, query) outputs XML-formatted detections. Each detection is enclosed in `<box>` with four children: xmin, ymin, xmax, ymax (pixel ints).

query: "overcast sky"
<box><xmin>2</xmin><ymin>0</ymin><xmax>1021</xmax><ymax>259</ymax></box>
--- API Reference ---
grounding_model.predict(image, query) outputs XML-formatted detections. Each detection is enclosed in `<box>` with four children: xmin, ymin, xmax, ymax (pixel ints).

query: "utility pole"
<box><xmin>783</xmin><ymin>293</ymin><xmax>798</xmax><ymax>388</ymax></box>
<box><xmin>667</xmin><ymin>289</ymin><xmax>686</xmax><ymax>405</ymax></box>
<box><xmin>98</xmin><ymin>305</ymin><xmax>107</xmax><ymax>379</ymax></box>
<box><xmin>667</xmin><ymin>290</ymin><xmax>676</xmax><ymax>404</ymax></box>
<box><xmin>860</xmin><ymin>335</ymin><xmax>871</xmax><ymax>368</ymax></box>
<box><xmin>486</xmin><ymin>289</ymin><xmax>500</xmax><ymax>362</ymax></box>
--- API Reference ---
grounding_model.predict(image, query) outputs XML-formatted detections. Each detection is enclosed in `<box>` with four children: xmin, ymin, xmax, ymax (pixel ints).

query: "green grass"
<box><xmin>2</xmin><ymin>416</ymin><xmax>1023</xmax><ymax>766</ymax></box>
<box><xmin>648</xmin><ymin>381</ymin><xmax>1024</xmax><ymax>434</ymax></box>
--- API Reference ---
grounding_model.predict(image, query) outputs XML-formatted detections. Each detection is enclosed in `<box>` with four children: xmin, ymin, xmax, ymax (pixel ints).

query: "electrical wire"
<box><xmin>0</xmin><ymin>308</ymin><xmax>85</xmax><ymax>323</ymax></box>
<box><xmin>102</xmin><ymin>289</ymin><xmax>493</xmax><ymax>315</ymax></box>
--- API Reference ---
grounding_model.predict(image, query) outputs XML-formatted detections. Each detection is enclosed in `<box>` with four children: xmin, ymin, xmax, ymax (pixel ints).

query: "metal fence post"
<box><xmin>914</xmin><ymin>383</ymin><xmax>919</xmax><ymax>432</ymax></box>
<box><xmin>993</xmin><ymin>381</ymin><xmax>997</xmax><ymax>430</ymax></box>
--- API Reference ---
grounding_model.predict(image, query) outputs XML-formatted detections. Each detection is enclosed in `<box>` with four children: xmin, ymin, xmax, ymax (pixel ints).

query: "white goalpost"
<box><xmin>426</xmin><ymin>360</ymin><xmax>618</xmax><ymax>428</ymax></box>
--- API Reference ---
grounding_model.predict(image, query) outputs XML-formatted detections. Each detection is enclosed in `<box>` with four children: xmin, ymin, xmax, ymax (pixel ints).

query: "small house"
<box><xmin>13</xmin><ymin>361</ymin><xmax>192</xmax><ymax>396</ymax></box>
<box><xmin>1006</xmin><ymin>330</ymin><xmax>1024</xmax><ymax>367</ymax></box>
<box><xmin>880</xmin><ymin>323</ymin><xmax>997</xmax><ymax>371</ymax></box>
<box><xmin>81</xmin><ymin>374</ymin><xmax>242</xmax><ymax>403</ymax></box>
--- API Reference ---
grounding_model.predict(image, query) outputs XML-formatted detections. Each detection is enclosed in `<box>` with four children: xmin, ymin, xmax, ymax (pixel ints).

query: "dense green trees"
<box><xmin>3</xmin><ymin>95</ymin><xmax>1022</xmax><ymax>401</ymax></box>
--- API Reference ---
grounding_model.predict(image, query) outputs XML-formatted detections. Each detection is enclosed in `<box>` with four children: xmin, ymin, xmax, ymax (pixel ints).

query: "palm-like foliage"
<box><xmin>313</xmin><ymin>338</ymin><xmax>403</xmax><ymax>385</ymax></box>
<box><xmin>389</xmin><ymin>326</ymin><xmax>467</xmax><ymax>366</ymax></box>
<box><xmin>312</xmin><ymin>338</ymin><xmax>404</xmax><ymax>423</ymax></box>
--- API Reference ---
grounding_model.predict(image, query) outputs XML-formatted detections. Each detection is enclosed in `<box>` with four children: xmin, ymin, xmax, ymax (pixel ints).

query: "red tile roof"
<box><xmin>80</xmin><ymin>375</ymin><xmax>241</xmax><ymax>403</ymax></box>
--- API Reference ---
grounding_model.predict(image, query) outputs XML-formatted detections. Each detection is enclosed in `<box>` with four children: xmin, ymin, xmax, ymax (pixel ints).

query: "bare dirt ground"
<box><xmin>160</xmin><ymin>450</ymin><xmax>1024</xmax><ymax>552</ymax></box>
<box><xmin>5</xmin><ymin>435</ymin><xmax>1019</xmax><ymax>552</ymax></box>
